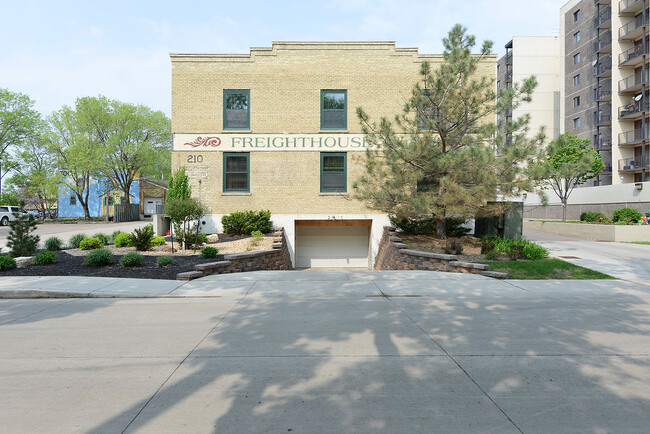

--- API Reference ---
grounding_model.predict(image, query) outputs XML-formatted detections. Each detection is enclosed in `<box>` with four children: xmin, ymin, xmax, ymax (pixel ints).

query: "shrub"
<box><xmin>522</xmin><ymin>243</ymin><xmax>550</xmax><ymax>260</ymax></box>
<box><xmin>389</xmin><ymin>216</ymin><xmax>436</xmax><ymax>235</ymax></box>
<box><xmin>200</xmin><ymin>246</ymin><xmax>219</xmax><ymax>259</ymax></box>
<box><xmin>110</xmin><ymin>230</ymin><xmax>123</xmax><ymax>244</ymax></box>
<box><xmin>484</xmin><ymin>250</ymin><xmax>500</xmax><ymax>260</ymax></box>
<box><xmin>84</xmin><ymin>248</ymin><xmax>113</xmax><ymax>266</ymax></box>
<box><xmin>131</xmin><ymin>225</ymin><xmax>154</xmax><ymax>251</ymax></box>
<box><xmin>93</xmin><ymin>232</ymin><xmax>111</xmax><ymax>245</ymax></box>
<box><xmin>445</xmin><ymin>218</ymin><xmax>471</xmax><ymax>237</ymax></box>
<box><xmin>44</xmin><ymin>236</ymin><xmax>63</xmax><ymax>251</ymax></box>
<box><xmin>507</xmin><ymin>244</ymin><xmax>524</xmax><ymax>260</ymax></box>
<box><xmin>151</xmin><ymin>236</ymin><xmax>166</xmax><ymax>246</ymax></box>
<box><xmin>157</xmin><ymin>255</ymin><xmax>174</xmax><ymax>267</ymax></box>
<box><xmin>79</xmin><ymin>237</ymin><xmax>104</xmax><ymax>250</ymax></box>
<box><xmin>6</xmin><ymin>213</ymin><xmax>40</xmax><ymax>257</ymax></box>
<box><xmin>0</xmin><ymin>256</ymin><xmax>17</xmax><ymax>271</ymax></box>
<box><xmin>120</xmin><ymin>252</ymin><xmax>143</xmax><ymax>267</ymax></box>
<box><xmin>114</xmin><ymin>232</ymin><xmax>135</xmax><ymax>247</ymax></box>
<box><xmin>580</xmin><ymin>211</ymin><xmax>607</xmax><ymax>222</ymax></box>
<box><xmin>443</xmin><ymin>238</ymin><xmax>464</xmax><ymax>255</ymax></box>
<box><xmin>247</xmin><ymin>230</ymin><xmax>264</xmax><ymax>250</ymax></box>
<box><xmin>68</xmin><ymin>233</ymin><xmax>87</xmax><ymax>249</ymax></box>
<box><xmin>480</xmin><ymin>240</ymin><xmax>495</xmax><ymax>254</ymax></box>
<box><xmin>613</xmin><ymin>207</ymin><xmax>642</xmax><ymax>223</ymax></box>
<box><xmin>222</xmin><ymin>210</ymin><xmax>273</xmax><ymax>235</ymax></box>
<box><xmin>184</xmin><ymin>231</ymin><xmax>208</xmax><ymax>247</ymax></box>
<box><xmin>34</xmin><ymin>251</ymin><xmax>58</xmax><ymax>265</ymax></box>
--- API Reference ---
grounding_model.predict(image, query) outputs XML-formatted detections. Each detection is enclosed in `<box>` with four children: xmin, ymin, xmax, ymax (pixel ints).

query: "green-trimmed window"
<box><xmin>320</xmin><ymin>152</ymin><xmax>346</xmax><ymax>192</ymax></box>
<box><xmin>321</xmin><ymin>90</ymin><xmax>347</xmax><ymax>130</ymax></box>
<box><xmin>223</xmin><ymin>90</ymin><xmax>250</xmax><ymax>130</ymax></box>
<box><xmin>223</xmin><ymin>152</ymin><xmax>250</xmax><ymax>192</ymax></box>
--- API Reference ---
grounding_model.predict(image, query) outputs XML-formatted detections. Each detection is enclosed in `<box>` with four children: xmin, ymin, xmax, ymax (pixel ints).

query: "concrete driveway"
<box><xmin>1</xmin><ymin>270</ymin><xmax>649</xmax><ymax>432</ymax></box>
<box><xmin>525</xmin><ymin>228</ymin><xmax>650</xmax><ymax>285</ymax></box>
<box><xmin>0</xmin><ymin>220</ymin><xmax>148</xmax><ymax>250</ymax></box>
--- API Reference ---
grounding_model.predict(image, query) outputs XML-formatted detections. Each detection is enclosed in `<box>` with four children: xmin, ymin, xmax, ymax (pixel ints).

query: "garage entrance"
<box><xmin>295</xmin><ymin>219</ymin><xmax>371</xmax><ymax>269</ymax></box>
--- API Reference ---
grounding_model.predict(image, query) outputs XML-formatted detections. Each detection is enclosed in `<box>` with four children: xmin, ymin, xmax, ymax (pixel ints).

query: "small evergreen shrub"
<box><xmin>131</xmin><ymin>225</ymin><xmax>154</xmax><ymax>251</ymax></box>
<box><xmin>157</xmin><ymin>255</ymin><xmax>174</xmax><ymax>267</ymax></box>
<box><xmin>151</xmin><ymin>236</ymin><xmax>166</xmax><ymax>246</ymax></box>
<box><xmin>613</xmin><ymin>207</ymin><xmax>642</xmax><ymax>223</ymax></box>
<box><xmin>580</xmin><ymin>211</ymin><xmax>607</xmax><ymax>222</ymax></box>
<box><xmin>7</xmin><ymin>214</ymin><xmax>40</xmax><ymax>257</ymax></box>
<box><xmin>84</xmin><ymin>248</ymin><xmax>113</xmax><ymax>266</ymax></box>
<box><xmin>79</xmin><ymin>237</ymin><xmax>104</xmax><ymax>250</ymax></box>
<box><xmin>114</xmin><ymin>232</ymin><xmax>134</xmax><ymax>247</ymax></box>
<box><xmin>184</xmin><ymin>232</ymin><xmax>208</xmax><ymax>247</ymax></box>
<box><xmin>34</xmin><ymin>251</ymin><xmax>58</xmax><ymax>265</ymax></box>
<box><xmin>120</xmin><ymin>252</ymin><xmax>143</xmax><ymax>267</ymax></box>
<box><xmin>246</xmin><ymin>230</ymin><xmax>264</xmax><ymax>250</ymax></box>
<box><xmin>222</xmin><ymin>210</ymin><xmax>272</xmax><ymax>235</ymax></box>
<box><xmin>389</xmin><ymin>216</ymin><xmax>436</xmax><ymax>235</ymax></box>
<box><xmin>200</xmin><ymin>246</ymin><xmax>219</xmax><ymax>259</ymax></box>
<box><xmin>68</xmin><ymin>233</ymin><xmax>87</xmax><ymax>249</ymax></box>
<box><xmin>445</xmin><ymin>218</ymin><xmax>471</xmax><ymax>237</ymax></box>
<box><xmin>44</xmin><ymin>236</ymin><xmax>63</xmax><ymax>251</ymax></box>
<box><xmin>0</xmin><ymin>256</ymin><xmax>17</xmax><ymax>271</ymax></box>
<box><xmin>93</xmin><ymin>233</ymin><xmax>111</xmax><ymax>245</ymax></box>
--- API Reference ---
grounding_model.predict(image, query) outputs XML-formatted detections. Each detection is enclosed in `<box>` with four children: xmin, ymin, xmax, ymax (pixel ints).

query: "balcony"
<box><xmin>595</xmin><ymin>55</ymin><xmax>613</xmax><ymax>77</ymax></box>
<box><xmin>619</xmin><ymin>99</ymin><xmax>650</xmax><ymax>119</ymax></box>
<box><xmin>619</xmin><ymin>13</ymin><xmax>649</xmax><ymax>40</ymax></box>
<box><xmin>595</xmin><ymin>135</ymin><xmax>613</xmax><ymax>150</ymax></box>
<box><xmin>596</xmin><ymin>110</ymin><xmax>613</xmax><ymax>125</ymax></box>
<box><xmin>619</xmin><ymin>45</ymin><xmax>646</xmax><ymax>67</ymax></box>
<box><xmin>602</xmin><ymin>164</ymin><xmax>613</xmax><ymax>174</ymax></box>
<box><xmin>506</xmin><ymin>51</ymin><xmax>513</xmax><ymax>65</ymax></box>
<box><xmin>619</xmin><ymin>69</ymin><xmax>650</xmax><ymax>93</ymax></box>
<box><xmin>596</xmin><ymin>0</ymin><xmax>611</xmax><ymax>4</ymax></box>
<box><xmin>619</xmin><ymin>127</ymin><xmax>650</xmax><ymax>145</ymax></box>
<box><xmin>618</xmin><ymin>156</ymin><xmax>650</xmax><ymax>172</ymax></box>
<box><xmin>619</xmin><ymin>0</ymin><xmax>644</xmax><ymax>14</ymax></box>
<box><xmin>596</xmin><ymin>84</ymin><xmax>613</xmax><ymax>101</ymax></box>
<box><xmin>595</xmin><ymin>31</ymin><xmax>613</xmax><ymax>52</ymax></box>
<box><xmin>597</xmin><ymin>7</ymin><xmax>613</xmax><ymax>28</ymax></box>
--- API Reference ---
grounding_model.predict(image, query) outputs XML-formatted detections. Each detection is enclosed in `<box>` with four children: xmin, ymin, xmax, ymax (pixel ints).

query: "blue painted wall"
<box><xmin>58</xmin><ymin>178</ymin><xmax>140</xmax><ymax>218</ymax></box>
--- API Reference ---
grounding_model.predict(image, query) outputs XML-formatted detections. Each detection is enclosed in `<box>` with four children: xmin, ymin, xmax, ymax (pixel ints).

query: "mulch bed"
<box><xmin>1</xmin><ymin>251</ymin><xmax>223</xmax><ymax>280</ymax></box>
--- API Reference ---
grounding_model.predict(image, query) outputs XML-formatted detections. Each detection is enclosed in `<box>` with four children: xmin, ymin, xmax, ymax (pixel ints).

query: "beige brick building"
<box><xmin>170</xmin><ymin>42</ymin><xmax>495</xmax><ymax>268</ymax></box>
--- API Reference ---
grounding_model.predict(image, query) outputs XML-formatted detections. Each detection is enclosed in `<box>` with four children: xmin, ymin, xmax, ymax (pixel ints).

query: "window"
<box><xmin>320</xmin><ymin>153</ymin><xmax>346</xmax><ymax>192</ymax></box>
<box><xmin>574</xmin><ymin>31</ymin><xmax>581</xmax><ymax>43</ymax></box>
<box><xmin>574</xmin><ymin>74</ymin><xmax>580</xmax><ymax>86</ymax></box>
<box><xmin>573</xmin><ymin>96</ymin><xmax>581</xmax><ymax>107</ymax></box>
<box><xmin>223</xmin><ymin>90</ymin><xmax>250</xmax><ymax>130</ymax></box>
<box><xmin>223</xmin><ymin>152</ymin><xmax>250</xmax><ymax>192</ymax></box>
<box><xmin>573</xmin><ymin>117</ymin><xmax>581</xmax><ymax>129</ymax></box>
<box><xmin>497</xmin><ymin>80</ymin><xmax>501</xmax><ymax>89</ymax></box>
<box><xmin>321</xmin><ymin>90</ymin><xmax>347</xmax><ymax>130</ymax></box>
<box><xmin>574</xmin><ymin>9</ymin><xmax>580</xmax><ymax>21</ymax></box>
<box><xmin>573</xmin><ymin>53</ymin><xmax>581</xmax><ymax>64</ymax></box>
<box><xmin>70</xmin><ymin>195</ymin><xmax>76</xmax><ymax>206</ymax></box>
<box><xmin>497</xmin><ymin>65</ymin><xmax>500</xmax><ymax>73</ymax></box>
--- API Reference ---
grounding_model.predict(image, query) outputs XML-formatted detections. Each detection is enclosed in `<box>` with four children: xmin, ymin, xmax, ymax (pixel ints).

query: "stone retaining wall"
<box><xmin>177</xmin><ymin>227</ymin><xmax>293</xmax><ymax>280</ymax></box>
<box><xmin>374</xmin><ymin>226</ymin><xmax>507</xmax><ymax>279</ymax></box>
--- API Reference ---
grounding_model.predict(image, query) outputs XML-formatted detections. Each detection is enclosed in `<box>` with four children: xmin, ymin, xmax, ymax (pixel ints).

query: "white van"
<box><xmin>0</xmin><ymin>206</ymin><xmax>30</xmax><ymax>226</ymax></box>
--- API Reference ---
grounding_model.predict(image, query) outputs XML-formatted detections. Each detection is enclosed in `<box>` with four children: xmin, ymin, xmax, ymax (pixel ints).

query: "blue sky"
<box><xmin>1</xmin><ymin>0</ymin><xmax>568</xmax><ymax>116</ymax></box>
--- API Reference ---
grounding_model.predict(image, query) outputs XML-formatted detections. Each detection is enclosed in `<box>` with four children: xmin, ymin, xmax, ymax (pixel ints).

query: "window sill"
<box><xmin>222</xmin><ymin>129</ymin><xmax>251</xmax><ymax>132</ymax></box>
<box><xmin>319</xmin><ymin>192</ymin><xmax>348</xmax><ymax>196</ymax></box>
<box><xmin>221</xmin><ymin>192</ymin><xmax>252</xmax><ymax>196</ymax></box>
<box><xmin>319</xmin><ymin>129</ymin><xmax>348</xmax><ymax>133</ymax></box>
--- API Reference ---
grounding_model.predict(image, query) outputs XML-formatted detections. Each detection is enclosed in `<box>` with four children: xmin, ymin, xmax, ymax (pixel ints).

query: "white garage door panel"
<box><xmin>296</xmin><ymin>226</ymin><xmax>369</xmax><ymax>268</ymax></box>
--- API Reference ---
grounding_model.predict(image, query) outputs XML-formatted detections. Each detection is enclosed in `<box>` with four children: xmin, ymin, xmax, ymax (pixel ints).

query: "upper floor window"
<box><xmin>574</xmin><ymin>74</ymin><xmax>580</xmax><ymax>86</ymax></box>
<box><xmin>223</xmin><ymin>90</ymin><xmax>250</xmax><ymax>130</ymax></box>
<box><xmin>70</xmin><ymin>195</ymin><xmax>77</xmax><ymax>206</ymax></box>
<box><xmin>320</xmin><ymin>152</ymin><xmax>346</xmax><ymax>192</ymax></box>
<box><xmin>321</xmin><ymin>90</ymin><xmax>347</xmax><ymax>130</ymax></box>
<box><xmin>223</xmin><ymin>152</ymin><xmax>250</xmax><ymax>193</ymax></box>
<box><xmin>573</xmin><ymin>117</ymin><xmax>581</xmax><ymax>129</ymax></box>
<box><xmin>574</xmin><ymin>9</ymin><xmax>580</xmax><ymax>22</ymax></box>
<box><xmin>573</xmin><ymin>96</ymin><xmax>581</xmax><ymax>107</ymax></box>
<box><xmin>573</xmin><ymin>53</ymin><xmax>581</xmax><ymax>64</ymax></box>
<box><xmin>574</xmin><ymin>31</ymin><xmax>581</xmax><ymax>43</ymax></box>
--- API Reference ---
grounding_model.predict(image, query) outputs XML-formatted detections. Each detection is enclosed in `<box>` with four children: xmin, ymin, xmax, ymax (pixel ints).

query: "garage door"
<box><xmin>295</xmin><ymin>222</ymin><xmax>370</xmax><ymax>268</ymax></box>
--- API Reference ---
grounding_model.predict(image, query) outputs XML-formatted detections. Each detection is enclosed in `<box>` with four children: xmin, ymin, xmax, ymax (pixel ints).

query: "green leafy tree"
<box><xmin>74</xmin><ymin>96</ymin><xmax>171</xmax><ymax>204</ymax></box>
<box><xmin>6</xmin><ymin>213</ymin><xmax>40</xmax><ymax>257</ymax></box>
<box><xmin>354</xmin><ymin>25</ymin><xmax>543</xmax><ymax>238</ymax></box>
<box><xmin>0</xmin><ymin>191</ymin><xmax>21</xmax><ymax>206</ymax></box>
<box><xmin>0</xmin><ymin>88</ymin><xmax>41</xmax><ymax>193</ymax></box>
<box><xmin>167</xmin><ymin>166</ymin><xmax>191</xmax><ymax>200</ymax></box>
<box><xmin>533</xmin><ymin>133</ymin><xmax>604</xmax><ymax>221</ymax></box>
<box><xmin>166</xmin><ymin>197</ymin><xmax>206</xmax><ymax>253</ymax></box>
<box><xmin>48</xmin><ymin>104</ymin><xmax>102</xmax><ymax>219</ymax></box>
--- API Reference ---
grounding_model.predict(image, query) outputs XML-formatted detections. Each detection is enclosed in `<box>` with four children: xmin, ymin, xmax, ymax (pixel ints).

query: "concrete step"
<box><xmin>195</xmin><ymin>260</ymin><xmax>232</xmax><ymax>272</ymax></box>
<box><xmin>176</xmin><ymin>271</ymin><xmax>204</xmax><ymax>281</ymax></box>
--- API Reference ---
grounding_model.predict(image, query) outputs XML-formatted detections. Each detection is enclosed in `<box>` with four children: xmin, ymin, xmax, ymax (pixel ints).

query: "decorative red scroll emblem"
<box><xmin>183</xmin><ymin>136</ymin><xmax>221</xmax><ymax>148</ymax></box>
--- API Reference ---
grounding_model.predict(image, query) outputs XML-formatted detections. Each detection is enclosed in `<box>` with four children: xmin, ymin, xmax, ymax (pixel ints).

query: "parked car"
<box><xmin>0</xmin><ymin>206</ymin><xmax>31</xmax><ymax>226</ymax></box>
<box><xmin>26</xmin><ymin>209</ymin><xmax>41</xmax><ymax>219</ymax></box>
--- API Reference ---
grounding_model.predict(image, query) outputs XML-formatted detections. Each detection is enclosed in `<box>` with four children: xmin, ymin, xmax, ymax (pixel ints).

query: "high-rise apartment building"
<box><xmin>561</xmin><ymin>0</ymin><xmax>648</xmax><ymax>185</ymax></box>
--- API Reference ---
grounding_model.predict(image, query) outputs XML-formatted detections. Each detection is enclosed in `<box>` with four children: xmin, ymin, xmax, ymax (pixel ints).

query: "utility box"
<box><xmin>474</xmin><ymin>202</ymin><xmax>523</xmax><ymax>239</ymax></box>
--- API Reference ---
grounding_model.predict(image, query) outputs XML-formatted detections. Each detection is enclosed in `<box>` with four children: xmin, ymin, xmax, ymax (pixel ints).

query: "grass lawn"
<box><xmin>624</xmin><ymin>241</ymin><xmax>650</xmax><ymax>245</ymax></box>
<box><xmin>483</xmin><ymin>258</ymin><xmax>615</xmax><ymax>280</ymax></box>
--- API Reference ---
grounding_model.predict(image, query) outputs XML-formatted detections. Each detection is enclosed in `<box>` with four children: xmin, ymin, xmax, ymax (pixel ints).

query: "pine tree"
<box><xmin>354</xmin><ymin>25</ymin><xmax>543</xmax><ymax>238</ymax></box>
<box><xmin>7</xmin><ymin>213</ymin><xmax>40</xmax><ymax>257</ymax></box>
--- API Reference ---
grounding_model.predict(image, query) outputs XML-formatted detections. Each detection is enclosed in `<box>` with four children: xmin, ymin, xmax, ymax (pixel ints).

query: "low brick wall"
<box><xmin>374</xmin><ymin>226</ymin><xmax>507</xmax><ymax>279</ymax></box>
<box><xmin>177</xmin><ymin>227</ymin><xmax>293</xmax><ymax>280</ymax></box>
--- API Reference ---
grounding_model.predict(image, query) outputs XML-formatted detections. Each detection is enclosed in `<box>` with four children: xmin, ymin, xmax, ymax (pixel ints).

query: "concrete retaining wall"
<box><xmin>524</xmin><ymin>220</ymin><xmax>650</xmax><ymax>242</ymax></box>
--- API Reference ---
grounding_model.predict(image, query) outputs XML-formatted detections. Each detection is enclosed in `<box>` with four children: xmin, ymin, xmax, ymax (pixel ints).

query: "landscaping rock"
<box><xmin>206</xmin><ymin>234</ymin><xmax>219</xmax><ymax>243</ymax></box>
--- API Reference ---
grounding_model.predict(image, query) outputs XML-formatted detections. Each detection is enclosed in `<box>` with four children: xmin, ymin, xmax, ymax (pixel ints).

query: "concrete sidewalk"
<box><xmin>1</xmin><ymin>270</ymin><xmax>650</xmax><ymax>432</ymax></box>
